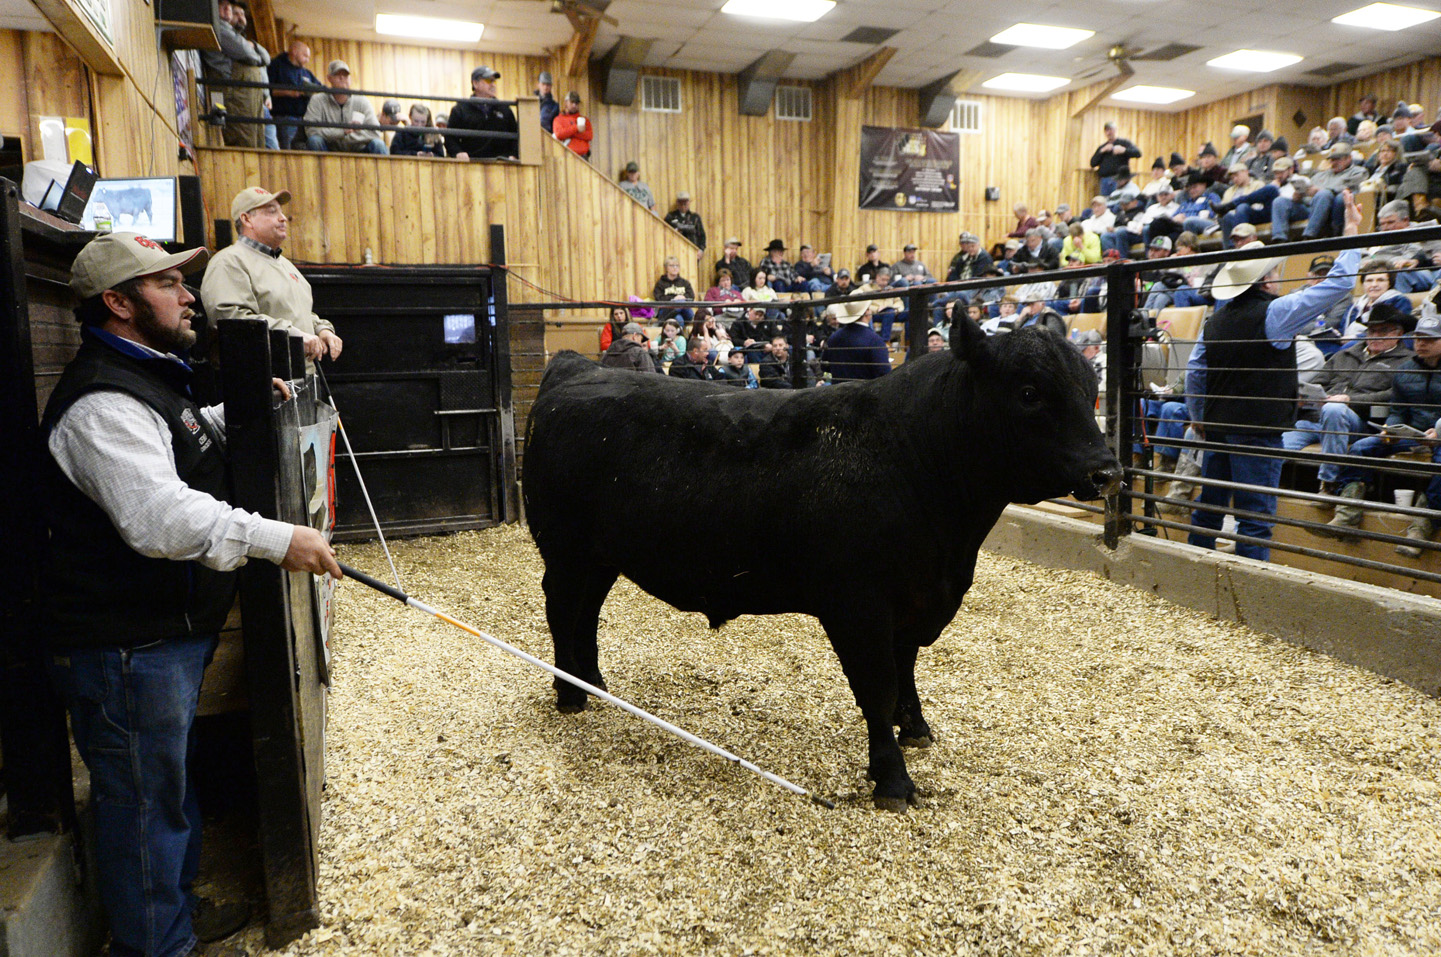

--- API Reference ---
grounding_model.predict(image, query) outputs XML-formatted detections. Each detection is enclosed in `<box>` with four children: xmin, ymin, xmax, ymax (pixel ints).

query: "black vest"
<box><xmin>40</xmin><ymin>335</ymin><xmax>238</xmax><ymax>648</ymax></box>
<box><xmin>1203</xmin><ymin>287</ymin><xmax>1296</xmax><ymax>435</ymax></box>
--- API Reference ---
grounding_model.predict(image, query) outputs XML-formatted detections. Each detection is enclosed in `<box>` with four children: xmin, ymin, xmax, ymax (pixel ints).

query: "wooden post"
<box><xmin>515</xmin><ymin>96</ymin><xmax>542</xmax><ymax>166</ymax></box>
<box><xmin>219</xmin><ymin>318</ymin><xmax>326</xmax><ymax>947</ymax></box>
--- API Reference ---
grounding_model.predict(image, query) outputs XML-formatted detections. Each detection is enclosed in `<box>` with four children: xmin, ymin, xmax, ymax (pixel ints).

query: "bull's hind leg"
<box><xmin>891</xmin><ymin>639</ymin><xmax>935</xmax><ymax>748</ymax></box>
<box><xmin>819</xmin><ymin>612</ymin><xmax>916</xmax><ymax>813</ymax></box>
<box><xmin>542</xmin><ymin>561</ymin><xmax>619</xmax><ymax>713</ymax></box>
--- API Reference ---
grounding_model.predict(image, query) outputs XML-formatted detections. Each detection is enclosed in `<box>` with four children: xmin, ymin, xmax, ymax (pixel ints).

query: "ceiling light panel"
<box><xmin>375</xmin><ymin>13</ymin><xmax>484</xmax><ymax>42</ymax></box>
<box><xmin>1111</xmin><ymin>85</ymin><xmax>1195</xmax><ymax>105</ymax></box>
<box><xmin>989</xmin><ymin>23</ymin><xmax>1095</xmax><ymax>49</ymax></box>
<box><xmin>982</xmin><ymin>72</ymin><xmax>1071</xmax><ymax>93</ymax></box>
<box><xmin>1205</xmin><ymin>49</ymin><xmax>1303</xmax><ymax>72</ymax></box>
<box><xmin>1331</xmin><ymin>3</ymin><xmax>1441</xmax><ymax>30</ymax></box>
<box><xmin>721</xmin><ymin>0</ymin><xmax>836</xmax><ymax>22</ymax></box>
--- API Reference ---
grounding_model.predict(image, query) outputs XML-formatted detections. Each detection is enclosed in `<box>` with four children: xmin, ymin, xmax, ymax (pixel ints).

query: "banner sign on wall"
<box><xmin>858</xmin><ymin>126</ymin><xmax>960</xmax><ymax>212</ymax></box>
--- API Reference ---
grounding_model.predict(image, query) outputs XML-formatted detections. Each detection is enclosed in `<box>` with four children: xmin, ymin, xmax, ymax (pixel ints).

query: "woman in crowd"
<box><xmin>1364</xmin><ymin>141</ymin><xmax>1406</xmax><ymax>200</ymax></box>
<box><xmin>741</xmin><ymin>267</ymin><xmax>780</xmax><ymax>319</ymax></box>
<box><xmin>390</xmin><ymin>104</ymin><xmax>446</xmax><ymax>157</ymax></box>
<box><xmin>688</xmin><ymin>309</ymin><xmax>731</xmax><ymax>363</ymax></box>
<box><xmin>599</xmin><ymin>305</ymin><xmax>630</xmax><ymax>355</ymax></box>
<box><xmin>704</xmin><ymin>268</ymin><xmax>746</xmax><ymax>318</ymax></box>
<box><xmin>1341</xmin><ymin>258</ymin><xmax>1412</xmax><ymax>340</ymax></box>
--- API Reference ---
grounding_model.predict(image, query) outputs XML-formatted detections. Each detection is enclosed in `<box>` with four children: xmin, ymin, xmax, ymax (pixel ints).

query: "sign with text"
<box><xmin>858</xmin><ymin>126</ymin><xmax>959</xmax><ymax>212</ymax></box>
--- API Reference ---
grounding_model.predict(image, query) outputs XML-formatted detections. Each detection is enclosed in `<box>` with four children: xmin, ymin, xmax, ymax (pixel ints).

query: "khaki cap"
<box><xmin>71</xmin><ymin>231</ymin><xmax>208</xmax><ymax>300</ymax></box>
<box><xmin>231</xmin><ymin>185</ymin><xmax>291</xmax><ymax>221</ymax></box>
<box><xmin>1272</xmin><ymin>156</ymin><xmax>1295</xmax><ymax>171</ymax></box>
<box><xmin>327</xmin><ymin>59</ymin><xmax>350</xmax><ymax>76</ymax></box>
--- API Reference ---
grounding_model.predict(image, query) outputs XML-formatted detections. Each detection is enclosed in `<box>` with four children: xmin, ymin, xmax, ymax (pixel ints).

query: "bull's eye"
<box><xmin>1020</xmin><ymin>386</ymin><xmax>1040</xmax><ymax>404</ymax></box>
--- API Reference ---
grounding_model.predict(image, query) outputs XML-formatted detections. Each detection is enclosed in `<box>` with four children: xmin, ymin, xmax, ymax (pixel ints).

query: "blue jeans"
<box><xmin>1334</xmin><ymin>434</ymin><xmax>1426</xmax><ymax>488</ymax></box>
<box><xmin>1302</xmin><ymin>188</ymin><xmax>1346</xmax><ymax>238</ymax></box>
<box><xmin>262</xmin><ymin>106</ymin><xmax>280</xmax><ymax>150</ymax></box>
<box><xmin>1145</xmin><ymin>400</ymin><xmax>1190</xmax><ymax>460</ymax></box>
<box><xmin>1187</xmin><ymin>433</ymin><xmax>1285</xmax><ymax>561</ymax></box>
<box><xmin>1180</xmin><ymin>216</ymin><xmax>1215</xmax><ymax>235</ymax></box>
<box><xmin>1396</xmin><ymin>268</ymin><xmax>1439</xmax><ymax>294</ymax></box>
<box><xmin>873</xmin><ymin>306</ymin><xmax>908</xmax><ymax>342</ymax></box>
<box><xmin>51</xmin><ymin>634</ymin><xmax>218</xmax><ymax>957</ymax></box>
<box><xmin>803</xmin><ymin>277</ymin><xmax>831</xmax><ymax>293</ymax></box>
<box><xmin>274</xmin><ymin>116</ymin><xmax>303</xmax><ymax>149</ymax></box>
<box><xmin>1099</xmin><ymin>176</ymin><xmax>1118</xmax><ymax>198</ymax></box>
<box><xmin>1269</xmin><ymin>195</ymin><xmax>1310</xmax><ymax>241</ymax></box>
<box><xmin>1172</xmin><ymin>287</ymin><xmax>1207</xmax><ymax>308</ymax></box>
<box><xmin>1219</xmin><ymin>186</ymin><xmax>1277</xmax><ymax>245</ymax></box>
<box><xmin>1281</xmin><ymin>403</ymin><xmax>1365</xmax><ymax>483</ymax></box>
<box><xmin>306</xmin><ymin>134</ymin><xmax>388</xmax><ymax>155</ymax></box>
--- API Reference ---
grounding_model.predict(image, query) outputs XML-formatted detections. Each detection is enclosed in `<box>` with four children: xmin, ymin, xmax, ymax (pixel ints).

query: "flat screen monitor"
<box><xmin>40</xmin><ymin>160</ymin><xmax>98</xmax><ymax>225</ymax></box>
<box><xmin>80</xmin><ymin>176</ymin><xmax>179</xmax><ymax>243</ymax></box>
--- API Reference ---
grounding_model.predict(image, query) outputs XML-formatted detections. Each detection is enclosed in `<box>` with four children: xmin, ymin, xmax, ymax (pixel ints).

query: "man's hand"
<box><xmin>272</xmin><ymin>378</ymin><xmax>292</xmax><ymax>401</ymax></box>
<box><xmin>1326</xmin><ymin>394</ymin><xmax>1350</xmax><ymax>404</ymax></box>
<box><xmin>300</xmin><ymin>332</ymin><xmax>324</xmax><ymax>360</ymax></box>
<box><xmin>281</xmin><ymin>525</ymin><xmax>342</xmax><ymax>579</ymax></box>
<box><xmin>455</xmin><ymin>151</ymin><xmax>470</xmax><ymax>160</ymax></box>
<box><xmin>1341</xmin><ymin>189</ymin><xmax>1362</xmax><ymax>235</ymax></box>
<box><xmin>318</xmin><ymin>329</ymin><xmax>344</xmax><ymax>359</ymax></box>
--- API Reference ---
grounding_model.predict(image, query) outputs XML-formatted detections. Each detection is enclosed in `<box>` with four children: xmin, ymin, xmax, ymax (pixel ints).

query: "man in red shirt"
<box><xmin>552</xmin><ymin>91</ymin><xmax>592</xmax><ymax>160</ymax></box>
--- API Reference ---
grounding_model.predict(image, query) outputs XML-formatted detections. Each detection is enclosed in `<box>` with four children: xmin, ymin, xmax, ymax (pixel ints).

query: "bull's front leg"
<box><xmin>821</xmin><ymin>612</ymin><xmax>917</xmax><ymax>812</ymax></box>
<box><xmin>890</xmin><ymin>639</ymin><xmax>934</xmax><ymax>748</ymax></box>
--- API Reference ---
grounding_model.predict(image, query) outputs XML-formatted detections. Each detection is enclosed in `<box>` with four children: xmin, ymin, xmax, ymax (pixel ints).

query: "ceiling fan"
<box><xmin>510</xmin><ymin>0</ymin><xmax>619</xmax><ymax>28</ymax></box>
<box><xmin>1073</xmin><ymin>43</ymin><xmax>1142</xmax><ymax>82</ymax></box>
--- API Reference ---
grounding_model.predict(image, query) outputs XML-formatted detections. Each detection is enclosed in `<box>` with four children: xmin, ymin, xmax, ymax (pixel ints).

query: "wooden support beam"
<box><xmin>562</xmin><ymin>15</ymin><xmax>601</xmax><ymax>78</ymax></box>
<box><xmin>1070</xmin><ymin>61</ymin><xmax>1135</xmax><ymax>118</ymax></box>
<box><xmin>249</xmin><ymin>0</ymin><xmax>282</xmax><ymax>55</ymax></box>
<box><xmin>839</xmin><ymin>46</ymin><xmax>896</xmax><ymax>99</ymax></box>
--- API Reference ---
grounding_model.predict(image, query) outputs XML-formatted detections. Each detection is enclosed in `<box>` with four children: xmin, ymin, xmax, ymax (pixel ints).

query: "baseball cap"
<box><xmin>231</xmin><ymin>185</ymin><xmax>291</xmax><ymax>221</ymax></box>
<box><xmin>624</xmin><ymin>161</ymin><xmax>639</xmax><ymax>173</ymax></box>
<box><xmin>1328</xmin><ymin>143</ymin><xmax>1353</xmax><ymax>158</ymax></box>
<box><xmin>1273</xmin><ymin>156</ymin><xmax>1295</xmax><ymax>171</ymax></box>
<box><xmin>1157</xmin><ymin>183</ymin><xmax>1174</xmax><ymax>193</ymax></box>
<box><xmin>327</xmin><ymin>59</ymin><xmax>350</xmax><ymax>76</ymax></box>
<box><xmin>1231</xmin><ymin>222</ymin><xmax>1259</xmax><ymax>240</ymax></box>
<box><xmin>1231</xmin><ymin>124</ymin><xmax>1249</xmax><ymax>138</ymax></box>
<box><xmin>959</xmin><ymin>231</ymin><xmax>979</xmax><ymax>243</ymax></box>
<box><xmin>538</xmin><ymin>71</ymin><xmax>553</xmax><ymax>84</ymax></box>
<box><xmin>903</xmin><ymin>243</ymin><xmax>917</xmax><ymax>251</ymax></box>
<box><xmin>866</xmin><ymin>243</ymin><xmax>879</xmax><ymax>253</ymax></box>
<box><xmin>621</xmin><ymin>322</ymin><xmax>646</xmax><ymax>338</ymax></box>
<box><xmin>1074</xmin><ymin>329</ymin><xmax>1103</xmax><ymax>346</ymax></box>
<box><xmin>1149</xmin><ymin>236</ymin><xmax>1172</xmax><ymax>250</ymax></box>
<box><xmin>471</xmin><ymin>66</ymin><xmax>500</xmax><ymax>82</ymax></box>
<box><xmin>71</xmin><ymin>231</ymin><xmax>208</xmax><ymax>300</ymax></box>
<box><xmin>676</xmin><ymin>191</ymin><xmax>691</xmax><ymax>201</ymax></box>
<box><xmin>1227</xmin><ymin>162</ymin><xmax>1248</xmax><ymax>175</ymax></box>
<box><xmin>724</xmin><ymin>236</ymin><xmax>741</xmax><ymax>247</ymax></box>
<box><xmin>835</xmin><ymin>268</ymin><xmax>850</xmax><ymax>279</ymax></box>
<box><xmin>1414</xmin><ymin>313</ymin><xmax>1441</xmax><ymax>338</ymax></box>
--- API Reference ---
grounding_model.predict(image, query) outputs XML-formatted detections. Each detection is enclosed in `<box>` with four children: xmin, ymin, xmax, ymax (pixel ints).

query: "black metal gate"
<box><xmin>302</xmin><ymin>256</ymin><xmax>517</xmax><ymax>540</ymax></box>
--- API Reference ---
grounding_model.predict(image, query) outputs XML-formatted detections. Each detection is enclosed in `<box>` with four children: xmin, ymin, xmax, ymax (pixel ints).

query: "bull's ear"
<box><xmin>949</xmin><ymin>314</ymin><xmax>990</xmax><ymax>364</ymax></box>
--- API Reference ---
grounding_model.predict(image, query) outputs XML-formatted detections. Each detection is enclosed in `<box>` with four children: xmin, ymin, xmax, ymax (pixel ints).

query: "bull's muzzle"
<box><xmin>1071</xmin><ymin>463</ymin><xmax>1124</xmax><ymax>501</ymax></box>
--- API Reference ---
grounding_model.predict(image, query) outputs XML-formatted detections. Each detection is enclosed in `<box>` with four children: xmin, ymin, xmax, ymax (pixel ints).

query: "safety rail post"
<box><xmin>787</xmin><ymin>300</ymin><xmax>809</xmax><ymax>389</ymax></box>
<box><xmin>906</xmin><ymin>287</ymin><xmax>927</xmax><ymax>359</ymax></box>
<box><xmin>490</xmin><ymin>225</ymin><xmax>520</xmax><ymax>522</ymax></box>
<box><xmin>1103</xmin><ymin>259</ymin><xmax>1135</xmax><ymax>548</ymax></box>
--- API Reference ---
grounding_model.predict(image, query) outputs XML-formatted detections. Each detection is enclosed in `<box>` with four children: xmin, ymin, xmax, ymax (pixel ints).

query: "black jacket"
<box><xmin>445</xmin><ymin>97</ymin><xmax>518</xmax><ymax>160</ymax></box>
<box><xmin>1091</xmin><ymin>138</ymin><xmax>1142</xmax><ymax>177</ymax></box>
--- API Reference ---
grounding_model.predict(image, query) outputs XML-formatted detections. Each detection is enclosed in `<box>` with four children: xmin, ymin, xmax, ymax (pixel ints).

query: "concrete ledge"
<box><xmin>983</xmin><ymin>506</ymin><xmax>1441</xmax><ymax>697</ymax></box>
<box><xmin>0</xmin><ymin>827</ymin><xmax>102</xmax><ymax>957</ymax></box>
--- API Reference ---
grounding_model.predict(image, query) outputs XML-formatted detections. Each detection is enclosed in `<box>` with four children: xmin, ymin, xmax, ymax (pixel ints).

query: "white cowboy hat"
<box><xmin>1210</xmin><ymin>256</ymin><xmax>1286</xmax><ymax>301</ymax></box>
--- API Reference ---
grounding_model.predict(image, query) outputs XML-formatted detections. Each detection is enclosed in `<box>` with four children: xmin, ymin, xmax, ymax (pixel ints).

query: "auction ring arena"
<box><xmin>271</xmin><ymin>524</ymin><xmax>1437</xmax><ymax>956</ymax></box>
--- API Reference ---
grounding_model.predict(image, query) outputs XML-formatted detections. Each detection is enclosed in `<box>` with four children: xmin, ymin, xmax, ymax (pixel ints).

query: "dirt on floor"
<box><xmin>218</xmin><ymin>524</ymin><xmax>1438</xmax><ymax>957</ymax></box>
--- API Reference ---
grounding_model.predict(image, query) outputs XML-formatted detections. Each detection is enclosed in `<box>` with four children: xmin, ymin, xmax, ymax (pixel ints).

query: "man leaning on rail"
<box><xmin>1183</xmin><ymin>189</ymin><xmax>1364</xmax><ymax>561</ymax></box>
<box><xmin>42</xmin><ymin>232</ymin><xmax>343</xmax><ymax>957</ymax></box>
<box><xmin>201</xmin><ymin>186</ymin><xmax>342</xmax><ymax>372</ymax></box>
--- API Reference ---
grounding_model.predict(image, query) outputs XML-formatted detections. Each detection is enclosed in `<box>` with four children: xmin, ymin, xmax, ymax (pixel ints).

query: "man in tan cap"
<box><xmin>41</xmin><ymin>231</ymin><xmax>341</xmax><ymax>957</ymax></box>
<box><xmin>202</xmin><ymin>186</ymin><xmax>342</xmax><ymax>365</ymax></box>
<box><xmin>301</xmin><ymin>59</ymin><xmax>387</xmax><ymax>154</ymax></box>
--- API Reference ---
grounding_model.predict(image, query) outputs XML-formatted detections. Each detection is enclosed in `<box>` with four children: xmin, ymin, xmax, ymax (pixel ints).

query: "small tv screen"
<box><xmin>81</xmin><ymin>177</ymin><xmax>179</xmax><ymax>243</ymax></box>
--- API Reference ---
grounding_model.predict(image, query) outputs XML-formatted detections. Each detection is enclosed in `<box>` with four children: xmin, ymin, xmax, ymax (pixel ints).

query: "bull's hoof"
<box><xmin>555</xmin><ymin>690</ymin><xmax>588</xmax><ymax>713</ymax></box>
<box><xmin>873</xmin><ymin>795</ymin><xmax>910</xmax><ymax>813</ymax></box>
<box><xmin>555</xmin><ymin>700</ymin><xmax>587</xmax><ymax>714</ymax></box>
<box><xmin>898</xmin><ymin>733</ymin><xmax>933</xmax><ymax>749</ymax></box>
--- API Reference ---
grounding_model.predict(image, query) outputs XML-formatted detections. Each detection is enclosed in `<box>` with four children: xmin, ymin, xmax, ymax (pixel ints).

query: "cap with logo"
<box><xmin>1227</xmin><ymin>162</ymin><xmax>1248</xmax><ymax>175</ymax></box>
<box><xmin>1149</xmin><ymin>236</ymin><xmax>1172</xmax><ymax>251</ymax></box>
<box><xmin>326</xmin><ymin>59</ymin><xmax>350</xmax><ymax>76</ymax></box>
<box><xmin>959</xmin><ymin>231</ymin><xmax>979</xmax><ymax>244</ymax></box>
<box><xmin>723</xmin><ymin>236</ymin><xmax>741</xmax><ymax>247</ymax></box>
<box><xmin>231</xmin><ymin>185</ymin><xmax>291</xmax><ymax>221</ymax></box>
<box><xmin>624</xmin><ymin>161</ymin><xmax>639</xmax><ymax>173</ymax></box>
<box><xmin>471</xmin><ymin>66</ymin><xmax>501</xmax><ymax>82</ymax></box>
<box><xmin>835</xmin><ymin>268</ymin><xmax>850</xmax><ymax>279</ymax></box>
<box><xmin>676</xmin><ymin>191</ymin><xmax>691</xmax><ymax>201</ymax></box>
<box><xmin>1273</xmin><ymin>156</ymin><xmax>1295</xmax><ymax>171</ymax></box>
<box><xmin>71</xmin><ymin>231</ymin><xmax>209</xmax><ymax>300</ymax></box>
<box><xmin>1413</xmin><ymin>312</ymin><xmax>1441</xmax><ymax>338</ymax></box>
<box><xmin>1329</xmin><ymin>143</ymin><xmax>1354</xmax><ymax>158</ymax></box>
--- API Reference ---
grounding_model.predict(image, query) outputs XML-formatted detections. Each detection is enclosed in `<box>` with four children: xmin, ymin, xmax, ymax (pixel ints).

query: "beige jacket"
<box><xmin>200</xmin><ymin>240</ymin><xmax>334</xmax><ymax>363</ymax></box>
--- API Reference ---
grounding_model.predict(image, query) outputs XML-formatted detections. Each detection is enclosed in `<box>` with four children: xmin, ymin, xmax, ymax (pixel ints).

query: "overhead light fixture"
<box><xmin>720</xmin><ymin>0</ymin><xmax>836</xmax><ymax>22</ymax></box>
<box><xmin>989</xmin><ymin>23</ymin><xmax>1095</xmax><ymax>49</ymax></box>
<box><xmin>1331</xmin><ymin>2</ymin><xmax>1441</xmax><ymax>29</ymax></box>
<box><xmin>1111</xmin><ymin>85</ymin><xmax>1195</xmax><ymax>105</ymax></box>
<box><xmin>982</xmin><ymin>72</ymin><xmax>1070</xmax><ymax>93</ymax></box>
<box><xmin>1205</xmin><ymin>49</ymin><xmax>1303</xmax><ymax>72</ymax></box>
<box><xmin>376</xmin><ymin>13</ymin><xmax>484</xmax><ymax>42</ymax></box>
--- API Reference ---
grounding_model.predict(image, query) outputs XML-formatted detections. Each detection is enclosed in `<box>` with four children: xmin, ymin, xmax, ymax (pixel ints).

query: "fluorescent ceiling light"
<box><xmin>1205</xmin><ymin>49</ymin><xmax>1303</xmax><ymax>72</ymax></box>
<box><xmin>1111</xmin><ymin>85</ymin><xmax>1195</xmax><ymax>105</ymax></box>
<box><xmin>990</xmin><ymin>22</ymin><xmax>1095</xmax><ymax>49</ymax></box>
<box><xmin>376</xmin><ymin>13</ymin><xmax>484</xmax><ymax>42</ymax></box>
<box><xmin>982</xmin><ymin>72</ymin><xmax>1070</xmax><ymax>93</ymax></box>
<box><xmin>721</xmin><ymin>0</ymin><xmax>836</xmax><ymax>22</ymax></box>
<box><xmin>1331</xmin><ymin>3</ymin><xmax>1441</xmax><ymax>30</ymax></box>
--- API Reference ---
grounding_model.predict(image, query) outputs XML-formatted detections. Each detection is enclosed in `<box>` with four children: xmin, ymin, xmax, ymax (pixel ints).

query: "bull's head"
<box><xmin>950</xmin><ymin>317</ymin><xmax>1122</xmax><ymax>503</ymax></box>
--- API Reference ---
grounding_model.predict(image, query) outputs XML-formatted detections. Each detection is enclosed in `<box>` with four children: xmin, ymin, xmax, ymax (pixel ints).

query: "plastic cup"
<box><xmin>1395</xmin><ymin>489</ymin><xmax>1416</xmax><ymax>509</ymax></box>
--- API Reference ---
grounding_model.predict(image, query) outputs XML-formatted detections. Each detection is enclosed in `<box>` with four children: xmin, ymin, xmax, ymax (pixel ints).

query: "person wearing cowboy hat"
<box><xmin>201</xmin><ymin>186</ymin><xmax>342</xmax><ymax>370</ymax></box>
<box><xmin>1318</xmin><ymin>305</ymin><xmax>1441</xmax><ymax>547</ymax></box>
<box><xmin>760</xmin><ymin>238</ymin><xmax>801</xmax><ymax>294</ymax></box>
<box><xmin>821</xmin><ymin>298</ymin><xmax>889</xmax><ymax>382</ymax></box>
<box><xmin>1281</xmin><ymin>299</ymin><xmax>1416</xmax><ymax>499</ymax></box>
<box><xmin>41</xmin><ymin>232</ymin><xmax>343</xmax><ymax>956</ymax></box>
<box><xmin>1182</xmin><ymin>189</ymin><xmax>1364</xmax><ymax>561</ymax></box>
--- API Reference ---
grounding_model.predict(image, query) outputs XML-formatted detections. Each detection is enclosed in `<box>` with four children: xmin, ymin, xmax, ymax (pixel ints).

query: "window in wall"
<box><xmin>640</xmin><ymin>76</ymin><xmax>683</xmax><ymax>113</ymax></box>
<box><xmin>950</xmin><ymin>99</ymin><xmax>982</xmax><ymax>134</ymax></box>
<box><xmin>775</xmin><ymin>85</ymin><xmax>813</xmax><ymax>121</ymax></box>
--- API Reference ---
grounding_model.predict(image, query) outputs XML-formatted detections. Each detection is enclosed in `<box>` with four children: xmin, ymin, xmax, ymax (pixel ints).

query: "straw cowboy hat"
<box><xmin>1210</xmin><ymin>255</ymin><xmax>1286</xmax><ymax>302</ymax></box>
<box><xmin>830</xmin><ymin>298</ymin><xmax>873</xmax><ymax>324</ymax></box>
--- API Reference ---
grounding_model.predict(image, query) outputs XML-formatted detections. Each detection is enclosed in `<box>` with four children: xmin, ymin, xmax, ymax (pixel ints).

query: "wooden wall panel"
<box><xmin>1324</xmin><ymin>57</ymin><xmax>1441</xmax><ymax>125</ymax></box>
<box><xmin>0</xmin><ymin>32</ymin><xmax>28</xmax><ymax>144</ymax></box>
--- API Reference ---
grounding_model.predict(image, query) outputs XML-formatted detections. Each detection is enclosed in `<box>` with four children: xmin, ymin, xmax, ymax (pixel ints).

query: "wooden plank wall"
<box><xmin>1323</xmin><ymin>57</ymin><xmax>1441</xmax><ymax>123</ymax></box>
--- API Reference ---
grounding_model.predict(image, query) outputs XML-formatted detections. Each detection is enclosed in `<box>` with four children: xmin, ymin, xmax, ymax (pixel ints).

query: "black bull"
<box><xmin>93</xmin><ymin>186</ymin><xmax>152</xmax><ymax>223</ymax></box>
<box><xmin>523</xmin><ymin>321</ymin><xmax>1122</xmax><ymax>810</ymax></box>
